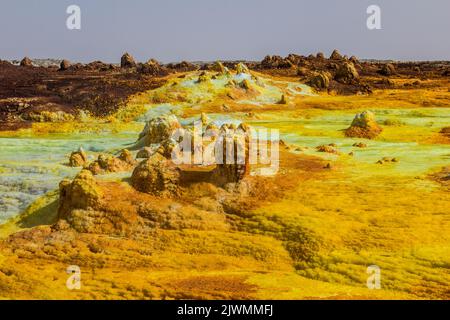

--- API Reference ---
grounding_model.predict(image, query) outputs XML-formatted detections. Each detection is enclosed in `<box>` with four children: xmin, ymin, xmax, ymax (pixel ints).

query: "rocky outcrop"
<box><xmin>211</xmin><ymin>61</ymin><xmax>230</xmax><ymax>75</ymax></box>
<box><xmin>69</xmin><ymin>147</ymin><xmax>88</xmax><ymax>167</ymax></box>
<box><xmin>136</xmin><ymin>146</ymin><xmax>156</xmax><ymax>159</ymax></box>
<box><xmin>330</xmin><ymin>50</ymin><xmax>343</xmax><ymax>60</ymax></box>
<box><xmin>156</xmin><ymin>138</ymin><xmax>178</xmax><ymax>159</ymax></box>
<box><xmin>307</xmin><ymin>71</ymin><xmax>331</xmax><ymax>90</ymax></box>
<box><xmin>316</xmin><ymin>52</ymin><xmax>325</xmax><ymax>59</ymax></box>
<box><xmin>87</xmin><ymin>149</ymin><xmax>136</xmax><ymax>175</ymax></box>
<box><xmin>121</xmin><ymin>52</ymin><xmax>136</xmax><ymax>68</ymax></box>
<box><xmin>20</xmin><ymin>57</ymin><xmax>33</xmax><ymax>67</ymax></box>
<box><xmin>197</xmin><ymin>72</ymin><xmax>211</xmax><ymax>83</ymax></box>
<box><xmin>84</xmin><ymin>60</ymin><xmax>114</xmax><ymax>71</ymax></box>
<box><xmin>260</xmin><ymin>55</ymin><xmax>294</xmax><ymax>69</ymax></box>
<box><xmin>54</xmin><ymin>60</ymin><xmax>114</xmax><ymax>72</ymax></box>
<box><xmin>59</xmin><ymin>60</ymin><xmax>71</xmax><ymax>71</ymax></box>
<box><xmin>278</xmin><ymin>94</ymin><xmax>287</xmax><ymax>104</ymax></box>
<box><xmin>349</xmin><ymin>56</ymin><xmax>359</xmax><ymax>64</ymax></box>
<box><xmin>58</xmin><ymin>169</ymin><xmax>102</xmax><ymax>219</ymax></box>
<box><xmin>57</xmin><ymin>169</ymin><xmax>143</xmax><ymax>235</ymax></box>
<box><xmin>136</xmin><ymin>115</ymin><xmax>182</xmax><ymax>147</ymax></box>
<box><xmin>335</xmin><ymin>62</ymin><xmax>359</xmax><ymax>83</ymax></box>
<box><xmin>379</xmin><ymin>63</ymin><xmax>396</xmax><ymax>76</ymax></box>
<box><xmin>166</xmin><ymin>61</ymin><xmax>198</xmax><ymax>72</ymax></box>
<box><xmin>138</xmin><ymin>59</ymin><xmax>167</xmax><ymax>75</ymax></box>
<box><xmin>131</xmin><ymin>154</ymin><xmax>180</xmax><ymax>196</ymax></box>
<box><xmin>240</xmin><ymin>79</ymin><xmax>252</xmax><ymax>90</ymax></box>
<box><xmin>236</xmin><ymin>63</ymin><xmax>250</xmax><ymax>74</ymax></box>
<box><xmin>118</xmin><ymin>149</ymin><xmax>135</xmax><ymax>164</ymax></box>
<box><xmin>286</xmin><ymin>54</ymin><xmax>304</xmax><ymax>65</ymax></box>
<box><xmin>131</xmin><ymin>117</ymin><xmax>254</xmax><ymax>192</ymax></box>
<box><xmin>345</xmin><ymin>111</ymin><xmax>383</xmax><ymax>139</ymax></box>
<box><xmin>211</xmin><ymin>123</ymin><xmax>251</xmax><ymax>185</ymax></box>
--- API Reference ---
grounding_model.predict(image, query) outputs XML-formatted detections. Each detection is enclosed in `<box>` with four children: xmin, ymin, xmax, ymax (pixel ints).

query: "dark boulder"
<box><xmin>59</xmin><ymin>59</ymin><xmax>71</xmax><ymax>71</ymax></box>
<box><xmin>121</xmin><ymin>52</ymin><xmax>136</xmax><ymax>68</ymax></box>
<box><xmin>20</xmin><ymin>57</ymin><xmax>33</xmax><ymax>67</ymax></box>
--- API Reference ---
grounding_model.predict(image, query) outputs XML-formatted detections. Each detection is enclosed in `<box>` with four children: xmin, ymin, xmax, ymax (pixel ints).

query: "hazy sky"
<box><xmin>0</xmin><ymin>0</ymin><xmax>449</xmax><ymax>62</ymax></box>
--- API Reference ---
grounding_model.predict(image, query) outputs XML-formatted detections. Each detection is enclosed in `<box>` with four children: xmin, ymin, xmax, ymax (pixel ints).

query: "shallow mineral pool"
<box><xmin>0</xmin><ymin>133</ymin><xmax>138</xmax><ymax>223</ymax></box>
<box><xmin>255</xmin><ymin>108</ymin><xmax>450</xmax><ymax>183</ymax></box>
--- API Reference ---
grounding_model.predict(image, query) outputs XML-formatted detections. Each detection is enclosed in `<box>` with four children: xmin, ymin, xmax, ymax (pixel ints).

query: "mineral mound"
<box><xmin>135</xmin><ymin>115</ymin><xmax>182</xmax><ymax>147</ymax></box>
<box><xmin>345</xmin><ymin>111</ymin><xmax>383</xmax><ymax>139</ymax></box>
<box><xmin>69</xmin><ymin>147</ymin><xmax>88</xmax><ymax>167</ymax></box>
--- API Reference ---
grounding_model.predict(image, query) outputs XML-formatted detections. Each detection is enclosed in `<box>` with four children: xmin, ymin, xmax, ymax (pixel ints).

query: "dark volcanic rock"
<box><xmin>330</xmin><ymin>50</ymin><xmax>343</xmax><ymax>60</ymax></box>
<box><xmin>138</xmin><ymin>59</ymin><xmax>167</xmax><ymax>75</ymax></box>
<box><xmin>121</xmin><ymin>52</ymin><xmax>136</xmax><ymax>68</ymax></box>
<box><xmin>84</xmin><ymin>61</ymin><xmax>112</xmax><ymax>71</ymax></box>
<box><xmin>349</xmin><ymin>56</ymin><xmax>359</xmax><ymax>64</ymax></box>
<box><xmin>307</xmin><ymin>71</ymin><xmax>331</xmax><ymax>90</ymax></box>
<box><xmin>286</xmin><ymin>54</ymin><xmax>304</xmax><ymax>65</ymax></box>
<box><xmin>335</xmin><ymin>62</ymin><xmax>359</xmax><ymax>84</ymax></box>
<box><xmin>166</xmin><ymin>61</ymin><xmax>198</xmax><ymax>72</ymax></box>
<box><xmin>20</xmin><ymin>57</ymin><xmax>33</xmax><ymax>67</ymax></box>
<box><xmin>379</xmin><ymin>63</ymin><xmax>396</xmax><ymax>76</ymax></box>
<box><xmin>59</xmin><ymin>59</ymin><xmax>71</xmax><ymax>71</ymax></box>
<box><xmin>260</xmin><ymin>55</ymin><xmax>294</xmax><ymax>69</ymax></box>
<box><xmin>316</xmin><ymin>52</ymin><xmax>325</xmax><ymax>59</ymax></box>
